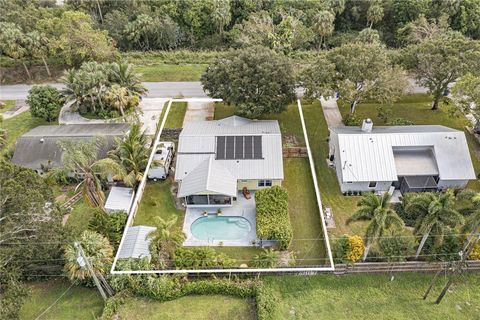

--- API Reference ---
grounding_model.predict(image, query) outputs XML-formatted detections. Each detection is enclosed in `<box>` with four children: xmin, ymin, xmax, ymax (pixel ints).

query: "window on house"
<box><xmin>258</xmin><ymin>180</ymin><xmax>272</xmax><ymax>187</ymax></box>
<box><xmin>369</xmin><ymin>181</ymin><xmax>377</xmax><ymax>188</ymax></box>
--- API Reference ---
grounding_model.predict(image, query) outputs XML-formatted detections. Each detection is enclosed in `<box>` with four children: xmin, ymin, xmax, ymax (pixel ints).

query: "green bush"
<box><xmin>343</xmin><ymin>113</ymin><xmax>361</xmax><ymax>126</ymax></box>
<box><xmin>26</xmin><ymin>85</ymin><xmax>62</xmax><ymax>122</ymax></box>
<box><xmin>173</xmin><ymin>247</ymin><xmax>236</xmax><ymax>269</ymax></box>
<box><xmin>387</xmin><ymin>118</ymin><xmax>415</xmax><ymax>126</ymax></box>
<box><xmin>256</xmin><ymin>285</ymin><xmax>280</xmax><ymax>320</ymax></box>
<box><xmin>88</xmin><ymin>209</ymin><xmax>127</xmax><ymax>248</ymax></box>
<box><xmin>255</xmin><ymin>186</ymin><xmax>293</xmax><ymax>250</ymax></box>
<box><xmin>379</xmin><ymin>233</ymin><xmax>414</xmax><ymax>262</ymax></box>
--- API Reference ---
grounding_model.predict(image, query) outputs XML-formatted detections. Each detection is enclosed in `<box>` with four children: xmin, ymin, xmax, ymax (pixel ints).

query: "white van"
<box><xmin>147</xmin><ymin>142</ymin><xmax>175</xmax><ymax>180</ymax></box>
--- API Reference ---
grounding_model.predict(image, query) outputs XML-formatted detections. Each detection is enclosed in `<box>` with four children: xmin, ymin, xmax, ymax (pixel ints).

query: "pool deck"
<box><xmin>182</xmin><ymin>192</ymin><xmax>257</xmax><ymax>246</ymax></box>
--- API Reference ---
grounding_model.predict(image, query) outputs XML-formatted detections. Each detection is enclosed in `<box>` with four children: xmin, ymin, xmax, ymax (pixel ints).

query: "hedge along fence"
<box><xmin>102</xmin><ymin>276</ymin><xmax>278</xmax><ymax>320</ymax></box>
<box><xmin>255</xmin><ymin>186</ymin><xmax>293</xmax><ymax>250</ymax></box>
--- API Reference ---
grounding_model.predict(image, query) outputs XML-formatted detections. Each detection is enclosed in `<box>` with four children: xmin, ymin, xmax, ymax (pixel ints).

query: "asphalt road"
<box><xmin>0</xmin><ymin>79</ymin><xmax>427</xmax><ymax>101</ymax></box>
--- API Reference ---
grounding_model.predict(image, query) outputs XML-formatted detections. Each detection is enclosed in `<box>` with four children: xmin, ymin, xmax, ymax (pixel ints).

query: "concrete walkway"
<box><xmin>58</xmin><ymin>101</ymin><xmax>107</xmax><ymax>125</ymax></box>
<box><xmin>182</xmin><ymin>101</ymin><xmax>214</xmax><ymax>126</ymax></box>
<box><xmin>319</xmin><ymin>96</ymin><xmax>343</xmax><ymax>128</ymax></box>
<box><xmin>138</xmin><ymin>97</ymin><xmax>168</xmax><ymax>135</ymax></box>
<box><xmin>1</xmin><ymin>100</ymin><xmax>29</xmax><ymax>120</ymax></box>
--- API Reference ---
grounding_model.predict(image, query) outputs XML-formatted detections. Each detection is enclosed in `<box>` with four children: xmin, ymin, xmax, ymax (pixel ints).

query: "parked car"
<box><xmin>147</xmin><ymin>142</ymin><xmax>175</xmax><ymax>180</ymax></box>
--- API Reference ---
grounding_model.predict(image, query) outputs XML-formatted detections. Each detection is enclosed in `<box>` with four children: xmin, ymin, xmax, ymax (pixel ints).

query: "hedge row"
<box><xmin>255</xmin><ymin>186</ymin><xmax>293</xmax><ymax>250</ymax></box>
<box><xmin>105</xmin><ymin>275</ymin><xmax>277</xmax><ymax>320</ymax></box>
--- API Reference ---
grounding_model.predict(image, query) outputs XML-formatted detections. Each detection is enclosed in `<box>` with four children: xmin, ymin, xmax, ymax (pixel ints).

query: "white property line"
<box><xmin>110</xmin><ymin>98</ymin><xmax>335</xmax><ymax>274</ymax></box>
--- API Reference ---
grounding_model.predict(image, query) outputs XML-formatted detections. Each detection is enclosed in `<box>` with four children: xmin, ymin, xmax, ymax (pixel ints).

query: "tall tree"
<box><xmin>406</xmin><ymin>192</ymin><xmax>464</xmax><ymax>259</ymax></box>
<box><xmin>347</xmin><ymin>193</ymin><xmax>404</xmax><ymax>261</ymax></box>
<box><xmin>56</xmin><ymin>138</ymin><xmax>126</xmax><ymax>208</ymax></box>
<box><xmin>24</xmin><ymin>30</ymin><xmax>51</xmax><ymax>77</ymax></box>
<box><xmin>201</xmin><ymin>46</ymin><xmax>296</xmax><ymax>117</ymax></box>
<box><xmin>452</xmin><ymin>73</ymin><xmax>480</xmax><ymax>122</ymax></box>
<box><xmin>108</xmin><ymin>123</ymin><xmax>149</xmax><ymax>187</ymax></box>
<box><xmin>367</xmin><ymin>1</ymin><xmax>384</xmax><ymax>28</ymax></box>
<box><xmin>0</xmin><ymin>22</ymin><xmax>31</xmax><ymax>80</ymax></box>
<box><xmin>313</xmin><ymin>10</ymin><xmax>335</xmax><ymax>50</ymax></box>
<box><xmin>210</xmin><ymin>0</ymin><xmax>231</xmax><ymax>34</ymax></box>
<box><xmin>403</xmin><ymin>33</ymin><xmax>480</xmax><ymax>110</ymax></box>
<box><xmin>64</xmin><ymin>230</ymin><xmax>113</xmax><ymax>281</ymax></box>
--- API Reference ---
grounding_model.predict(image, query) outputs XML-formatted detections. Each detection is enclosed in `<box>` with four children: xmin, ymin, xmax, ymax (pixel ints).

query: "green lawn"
<box><xmin>20</xmin><ymin>279</ymin><xmax>103</xmax><ymax>320</ymax></box>
<box><xmin>265</xmin><ymin>273</ymin><xmax>480</xmax><ymax>320</ymax></box>
<box><xmin>134</xmin><ymin>179</ymin><xmax>184</xmax><ymax>228</ymax></box>
<box><xmin>0</xmin><ymin>100</ymin><xmax>16</xmax><ymax>113</ymax></box>
<box><xmin>0</xmin><ymin>111</ymin><xmax>49</xmax><ymax>153</ymax></box>
<box><xmin>136</xmin><ymin>64</ymin><xmax>207</xmax><ymax>82</ymax></box>
<box><xmin>162</xmin><ymin>101</ymin><xmax>187</xmax><ymax>128</ymax></box>
<box><xmin>116</xmin><ymin>295</ymin><xmax>256</xmax><ymax>320</ymax></box>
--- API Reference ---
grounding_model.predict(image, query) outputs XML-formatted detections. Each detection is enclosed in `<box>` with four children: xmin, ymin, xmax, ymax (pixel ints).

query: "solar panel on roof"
<box><xmin>235</xmin><ymin>136</ymin><xmax>244</xmax><ymax>159</ymax></box>
<box><xmin>215</xmin><ymin>135</ymin><xmax>261</xmax><ymax>160</ymax></box>
<box><xmin>225</xmin><ymin>136</ymin><xmax>235</xmax><ymax>159</ymax></box>
<box><xmin>253</xmin><ymin>136</ymin><xmax>262</xmax><ymax>159</ymax></box>
<box><xmin>244</xmin><ymin>136</ymin><xmax>253</xmax><ymax>159</ymax></box>
<box><xmin>216</xmin><ymin>136</ymin><xmax>226</xmax><ymax>159</ymax></box>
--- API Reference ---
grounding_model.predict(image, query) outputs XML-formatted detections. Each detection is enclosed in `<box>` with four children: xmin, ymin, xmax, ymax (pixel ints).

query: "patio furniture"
<box><xmin>242</xmin><ymin>187</ymin><xmax>251</xmax><ymax>200</ymax></box>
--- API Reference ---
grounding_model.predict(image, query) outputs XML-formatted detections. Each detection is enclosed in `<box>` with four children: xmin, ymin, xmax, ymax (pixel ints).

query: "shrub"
<box><xmin>255</xmin><ymin>186</ymin><xmax>293</xmax><ymax>250</ymax></box>
<box><xmin>346</xmin><ymin>235</ymin><xmax>365</xmax><ymax>263</ymax></box>
<box><xmin>387</xmin><ymin>118</ymin><xmax>414</xmax><ymax>126</ymax></box>
<box><xmin>343</xmin><ymin>113</ymin><xmax>361</xmax><ymax>126</ymax></box>
<box><xmin>394</xmin><ymin>193</ymin><xmax>418</xmax><ymax>227</ymax></box>
<box><xmin>88</xmin><ymin>209</ymin><xmax>127</xmax><ymax>248</ymax></box>
<box><xmin>256</xmin><ymin>285</ymin><xmax>280</xmax><ymax>320</ymax></box>
<box><xmin>422</xmin><ymin>232</ymin><xmax>462</xmax><ymax>261</ymax></box>
<box><xmin>27</xmin><ymin>85</ymin><xmax>62</xmax><ymax>121</ymax></box>
<box><xmin>333</xmin><ymin>235</ymin><xmax>349</xmax><ymax>263</ymax></box>
<box><xmin>251</xmin><ymin>249</ymin><xmax>280</xmax><ymax>268</ymax></box>
<box><xmin>468</xmin><ymin>241</ymin><xmax>480</xmax><ymax>260</ymax></box>
<box><xmin>173</xmin><ymin>247</ymin><xmax>236</xmax><ymax>269</ymax></box>
<box><xmin>379</xmin><ymin>233</ymin><xmax>414</xmax><ymax>262</ymax></box>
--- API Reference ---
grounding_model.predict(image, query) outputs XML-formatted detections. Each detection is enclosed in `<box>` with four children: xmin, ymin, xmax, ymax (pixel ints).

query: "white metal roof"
<box><xmin>104</xmin><ymin>187</ymin><xmax>135</xmax><ymax>213</ymax></box>
<box><xmin>117</xmin><ymin>226</ymin><xmax>156</xmax><ymax>259</ymax></box>
<box><xmin>330</xmin><ymin>125</ymin><xmax>476</xmax><ymax>182</ymax></box>
<box><xmin>175</xmin><ymin>116</ymin><xmax>284</xmax><ymax>181</ymax></box>
<box><xmin>177</xmin><ymin>156</ymin><xmax>237</xmax><ymax>197</ymax></box>
<box><xmin>393</xmin><ymin>148</ymin><xmax>439</xmax><ymax>176</ymax></box>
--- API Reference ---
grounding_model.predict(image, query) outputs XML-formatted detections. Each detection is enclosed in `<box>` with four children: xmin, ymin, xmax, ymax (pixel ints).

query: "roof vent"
<box><xmin>39</xmin><ymin>138</ymin><xmax>45</xmax><ymax>143</ymax></box>
<box><xmin>361</xmin><ymin>118</ymin><xmax>373</xmax><ymax>133</ymax></box>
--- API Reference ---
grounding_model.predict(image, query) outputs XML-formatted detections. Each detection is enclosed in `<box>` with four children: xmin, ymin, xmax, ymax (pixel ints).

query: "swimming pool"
<box><xmin>190</xmin><ymin>215</ymin><xmax>252</xmax><ymax>241</ymax></box>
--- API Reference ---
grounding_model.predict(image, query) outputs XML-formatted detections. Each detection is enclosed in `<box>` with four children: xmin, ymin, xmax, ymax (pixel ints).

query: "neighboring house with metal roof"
<box><xmin>117</xmin><ymin>226</ymin><xmax>156</xmax><ymax>260</ymax></box>
<box><xmin>11</xmin><ymin>123</ymin><xmax>129</xmax><ymax>174</ymax></box>
<box><xmin>328</xmin><ymin>119</ymin><xmax>476</xmax><ymax>193</ymax></box>
<box><xmin>104</xmin><ymin>186</ymin><xmax>135</xmax><ymax>214</ymax></box>
<box><xmin>175</xmin><ymin>116</ymin><xmax>284</xmax><ymax>207</ymax></box>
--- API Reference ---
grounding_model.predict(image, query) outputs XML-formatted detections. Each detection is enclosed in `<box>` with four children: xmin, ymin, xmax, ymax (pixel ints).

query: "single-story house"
<box><xmin>117</xmin><ymin>226</ymin><xmax>156</xmax><ymax>260</ymax></box>
<box><xmin>104</xmin><ymin>186</ymin><xmax>135</xmax><ymax>214</ymax></box>
<box><xmin>174</xmin><ymin>116</ymin><xmax>284</xmax><ymax>207</ymax></box>
<box><xmin>328</xmin><ymin>119</ymin><xmax>476</xmax><ymax>193</ymax></box>
<box><xmin>11</xmin><ymin>123</ymin><xmax>129</xmax><ymax>174</ymax></box>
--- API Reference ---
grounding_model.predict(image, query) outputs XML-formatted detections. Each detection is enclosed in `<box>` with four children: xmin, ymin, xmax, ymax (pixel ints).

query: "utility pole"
<box><xmin>75</xmin><ymin>242</ymin><xmax>114</xmax><ymax>300</ymax></box>
<box><xmin>434</xmin><ymin>233</ymin><xmax>480</xmax><ymax>304</ymax></box>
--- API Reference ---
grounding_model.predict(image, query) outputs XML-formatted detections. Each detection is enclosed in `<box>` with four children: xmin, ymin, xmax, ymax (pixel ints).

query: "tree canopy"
<box><xmin>201</xmin><ymin>47</ymin><xmax>296</xmax><ymax>117</ymax></box>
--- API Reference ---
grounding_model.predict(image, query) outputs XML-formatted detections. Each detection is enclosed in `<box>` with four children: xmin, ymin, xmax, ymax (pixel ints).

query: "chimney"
<box><xmin>361</xmin><ymin>118</ymin><xmax>373</xmax><ymax>133</ymax></box>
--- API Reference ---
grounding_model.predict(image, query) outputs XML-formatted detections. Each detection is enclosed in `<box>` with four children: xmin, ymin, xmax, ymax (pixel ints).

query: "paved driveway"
<box><xmin>182</xmin><ymin>101</ymin><xmax>214</xmax><ymax>126</ymax></box>
<box><xmin>138</xmin><ymin>98</ymin><xmax>168</xmax><ymax>135</ymax></box>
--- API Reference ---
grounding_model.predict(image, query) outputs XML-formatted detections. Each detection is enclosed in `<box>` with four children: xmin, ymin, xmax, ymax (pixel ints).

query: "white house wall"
<box><xmin>437</xmin><ymin>179</ymin><xmax>469</xmax><ymax>190</ymax></box>
<box><xmin>339</xmin><ymin>181</ymin><xmax>392</xmax><ymax>193</ymax></box>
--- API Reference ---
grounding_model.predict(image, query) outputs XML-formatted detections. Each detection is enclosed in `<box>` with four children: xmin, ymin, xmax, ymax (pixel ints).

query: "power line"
<box><xmin>34</xmin><ymin>283</ymin><xmax>74</xmax><ymax>320</ymax></box>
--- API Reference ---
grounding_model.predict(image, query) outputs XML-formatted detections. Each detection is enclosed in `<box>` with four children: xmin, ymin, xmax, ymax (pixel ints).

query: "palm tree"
<box><xmin>109</xmin><ymin>123</ymin><xmax>149</xmax><ymax>187</ymax></box>
<box><xmin>149</xmin><ymin>216</ymin><xmax>185</xmax><ymax>267</ymax></box>
<box><xmin>458</xmin><ymin>191</ymin><xmax>480</xmax><ymax>251</ymax></box>
<box><xmin>104</xmin><ymin>84</ymin><xmax>129</xmax><ymax>117</ymax></box>
<box><xmin>25</xmin><ymin>31</ymin><xmax>51</xmax><ymax>77</ymax></box>
<box><xmin>64</xmin><ymin>230</ymin><xmax>113</xmax><ymax>281</ymax></box>
<box><xmin>109</xmin><ymin>62</ymin><xmax>147</xmax><ymax>97</ymax></box>
<box><xmin>347</xmin><ymin>193</ymin><xmax>404</xmax><ymax>261</ymax></box>
<box><xmin>56</xmin><ymin>137</ymin><xmax>126</xmax><ymax>208</ymax></box>
<box><xmin>367</xmin><ymin>2</ymin><xmax>384</xmax><ymax>28</ymax></box>
<box><xmin>313</xmin><ymin>11</ymin><xmax>335</xmax><ymax>50</ymax></box>
<box><xmin>252</xmin><ymin>249</ymin><xmax>280</xmax><ymax>268</ymax></box>
<box><xmin>406</xmin><ymin>191</ymin><xmax>464</xmax><ymax>259</ymax></box>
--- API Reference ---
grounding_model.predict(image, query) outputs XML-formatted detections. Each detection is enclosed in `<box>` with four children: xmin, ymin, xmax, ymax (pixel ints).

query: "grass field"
<box><xmin>265</xmin><ymin>273</ymin><xmax>480</xmax><ymax>320</ymax></box>
<box><xmin>0</xmin><ymin>100</ymin><xmax>16</xmax><ymax>113</ymax></box>
<box><xmin>162</xmin><ymin>101</ymin><xmax>188</xmax><ymax>128</ymax></box>
<box><xmin>0</xmin><ymin>110</ymin><xmax>49</xmax><ymax>154</ymax></box>
<box><xmin>20</xmin><ymin>279</ymin><xmax>103</xmax><ymax>320</ymax></box>
<box><xmin>116</xmin><ymin>295</ymin><xmax>256</xmax><ymax>320</ymax></box>
<box><xmin>136</xmin><ymin>64</ymin><xmax>207</xmax><ymax>82</ymax></box>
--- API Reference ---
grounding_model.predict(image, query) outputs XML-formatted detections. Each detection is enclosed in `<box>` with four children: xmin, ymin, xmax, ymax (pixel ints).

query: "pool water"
<box><xmin>190</xmin><ymin>215</ymin><xmax>252</xmax><ymax>241</ymax></box>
